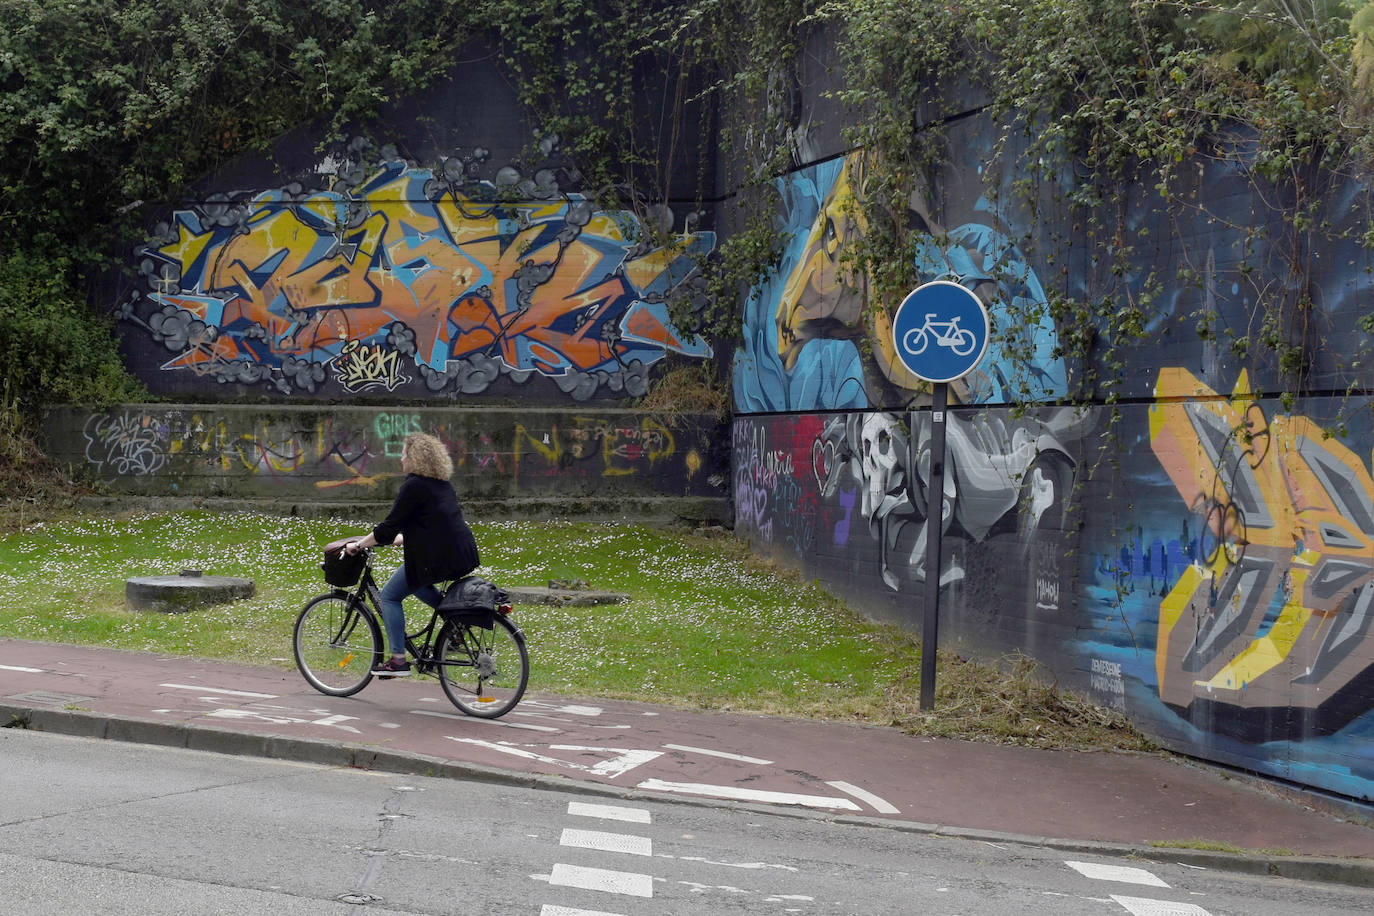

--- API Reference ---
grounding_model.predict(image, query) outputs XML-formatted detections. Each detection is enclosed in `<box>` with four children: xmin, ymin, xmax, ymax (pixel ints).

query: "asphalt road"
<box><xmin>4</xmin><ymin>729</ymin><xmax>1373</xmax><ymax>916</ymax></box>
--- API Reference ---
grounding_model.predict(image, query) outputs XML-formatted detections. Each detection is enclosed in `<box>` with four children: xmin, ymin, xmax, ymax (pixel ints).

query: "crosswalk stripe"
<box><xmin>539</xmin><ymin>905</ymin><xmax>627</xmax><ymax>916</ymax></box>
<box><xmin>560</xmin><ymin>828</ymin><xmax>652</xmax><ymax>857</ymax></box>
<box><xmin>1110</xmin><ymin>894</ymin><xmax>1213</xmax><ymax>915</ymax></box>
<box><xmin>1066</xmin><ymin>860</ymin><xmax>1170</xmax><ymax>887</ymax></box>
<box><xmin>567</xmin><ymin>801</ymin><xmax>651</xmax><ymax>823</ymax></box>
<box><xmin>549</xmin><ymin>863</ymin><xmax>653</xmax><ymax>898</ymax></box>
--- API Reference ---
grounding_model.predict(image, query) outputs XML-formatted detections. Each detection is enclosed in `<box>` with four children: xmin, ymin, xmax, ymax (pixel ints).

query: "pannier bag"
<box><xmin>321</xmin><ymin>547</ymin><xmax>366</xmax><ymax>587</ymax></box>
<box><xmin>438</xmin><ymin>575</ymin><xmax>510</xmax><ymax>629</ymax></box>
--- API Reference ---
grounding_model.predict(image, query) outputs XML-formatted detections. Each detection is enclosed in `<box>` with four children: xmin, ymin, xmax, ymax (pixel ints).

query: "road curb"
<box><xmin>4</xmin><ymin>700</ymin><xmax>1372</xmax><ymax>889</ymax></box>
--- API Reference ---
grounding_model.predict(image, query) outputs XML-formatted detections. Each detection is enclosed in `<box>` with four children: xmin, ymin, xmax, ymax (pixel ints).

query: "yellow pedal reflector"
<box><xmin>477</xmin><ymin>696</ymin><xmax>495</xmax><ymax>703</ymax></box>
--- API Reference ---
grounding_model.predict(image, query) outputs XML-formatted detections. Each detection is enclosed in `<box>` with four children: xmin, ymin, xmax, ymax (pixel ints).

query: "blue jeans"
<box><xmin>378</xmin><ymin>564</ymin><xmax>442</xmax><ymax>656</ymax></box>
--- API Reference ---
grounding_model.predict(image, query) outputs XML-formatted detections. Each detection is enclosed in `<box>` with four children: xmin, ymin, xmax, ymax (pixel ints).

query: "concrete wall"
<box><xmin>44</xmin><ymin>405</ymin><xmax>729</xmax><ymax>524</ymax></box>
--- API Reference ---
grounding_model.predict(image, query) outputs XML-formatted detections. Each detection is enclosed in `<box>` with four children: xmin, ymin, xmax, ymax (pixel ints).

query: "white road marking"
<box><xmin>568</xmin><ymin>802</ymin><xmax>651</xmax><ymax>824</ymax></box>
<box><xmin>1110</xmin><ymin>895</ymin><xmax>1213</xmax><ymax>915</ymax></box>
<box><xmin>636</xmin><ymin>778</ymin><xmax>862</xmax><ymax>810</ymax></box>
<box><xmin>203</xmin><ymin>708</ymin><xmax>361</xmax><ymax>733</ymax></box>
<box><xmin>0</xmin><ymin>664</ymin><xmax>43</xmax><ymax>673</ymax></box>
<box><xmin>548</xmin><ymin>745</ymin><xmax>664</xmax><ymax>778</ymax></box>
<box><xmin>540</xmin><ymin>905</ymin><xmax>627</xmax><ymax>916</ymax></box>
<box><xmin>1066</xmin><ymin>861</ymin><xmax>1170</xmax><ymax>887</ymax></box>
<box><xmin>663</xmin><ymin>743</ymin><xmax>773</xmax><ymax>765</ymax></box>
<box><xmin>160</xmin><ymin>683</ymin><xmax>277</xmax><ymax>699</ymax></box>
<box><xmin>521</xmin><ymin>700</ymin><xmax>605</xmax><ymax>717</ymax></box>
<box><xmin>560</xmin><ymin>828</ymin><xmax>651</xmax><ymax>856</ymax></box>
<box><xmin>411</xmin><ymin>709</ymin><xmax>559</xmax><ymax>731</ymax></box>
<box><xmin>826</xmin><ymin>780</ymin><xmax>900</xmax><ymax>814</ymax></box>
<box><xmin>548</xmin><ymin>863</ymin><xmax>652</xmax><ymax>897</ymax></box>
<box><xmin>664</xmin><ymin>855</ymin><xmax>797</xmax><ymax>872</ymax></box>
<box><xmin>446</xmin><ymin>738</ymin><xmax>662</xmax><ymax>777</ymax></box>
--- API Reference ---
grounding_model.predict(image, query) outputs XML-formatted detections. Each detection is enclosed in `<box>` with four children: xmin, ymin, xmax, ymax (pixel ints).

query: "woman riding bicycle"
<box><xmin>343</xmin><ymin>432</ymin><xmax>480</xmax><ymax>677</ymax></box>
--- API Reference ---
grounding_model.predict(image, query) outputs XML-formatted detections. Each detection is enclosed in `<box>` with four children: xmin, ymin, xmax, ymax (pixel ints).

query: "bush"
<box><xmin>0</xmin><ymin>252</ymin><xmax>144</xmax><ymax>411</ymax></box>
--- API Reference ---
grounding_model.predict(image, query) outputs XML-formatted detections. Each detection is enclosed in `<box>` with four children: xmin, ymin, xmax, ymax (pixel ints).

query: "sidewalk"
<box><xmin>3</xmin><ymin>637</ymin><xmax>1372</xmax><ymax>887</ymax></box>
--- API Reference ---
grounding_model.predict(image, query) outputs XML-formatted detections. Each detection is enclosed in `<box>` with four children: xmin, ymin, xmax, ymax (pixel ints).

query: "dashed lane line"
<box><xmin>159</xmin><ymin>683</ymin><xmax>278</xmax><ymax>699</ymax></box>
<box><xmin>410</xmin><ymin>708</ymin><xmax>560</xmax><ymax>731</ymax></box>
<box><xmin>636</xmin><ymin>778</ymin><xmax>862</xmax><ymax>811</ymax></box>
<box><xmin>661</xmin><ymin>743</ymin><xmax>774</xmax><ymax>765</ymax></box>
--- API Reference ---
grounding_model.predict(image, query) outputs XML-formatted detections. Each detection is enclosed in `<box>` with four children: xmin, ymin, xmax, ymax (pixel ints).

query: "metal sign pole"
<box><xmin>890</xmin><ymin>280</ymin><xmax>988</xmax><ymax>714</ymax></box>
<box><xmin>919</xmin><ymin>382</ymin><xmax>947</xmax><ymax>711</ymax></box>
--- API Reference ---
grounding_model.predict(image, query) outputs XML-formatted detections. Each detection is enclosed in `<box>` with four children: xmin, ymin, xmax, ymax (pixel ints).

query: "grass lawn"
<box><xmin>0</xmin><ymin>507</ymin><xmax>1151</xmax><ymax>749</ymax></box>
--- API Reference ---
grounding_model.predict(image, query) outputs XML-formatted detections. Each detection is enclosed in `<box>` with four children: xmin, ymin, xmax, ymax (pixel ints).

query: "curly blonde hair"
<box><xmin>402</xmin><ymin>432</ymin><xmax>453</xmax><ymax>480</ymax></box>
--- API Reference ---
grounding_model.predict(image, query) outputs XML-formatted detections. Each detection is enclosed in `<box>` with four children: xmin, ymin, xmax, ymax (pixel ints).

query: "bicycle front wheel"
<box><xmin>293</xmin><ymin>593</ymin><xmax>383</xmax><ymax>696</ymax></box>
<box><xmin>436</xmin><ymin>615</ymin><xmax>529</xmax><ymax>718</ymax></box>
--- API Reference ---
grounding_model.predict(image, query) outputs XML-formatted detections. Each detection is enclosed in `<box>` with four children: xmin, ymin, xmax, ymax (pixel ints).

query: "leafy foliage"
<box><xmin>0</xmin><ymin>0</ymin><xmax>474</xmax><ymax>256</ymax></box>
<box><xmin>3</xmin><ymin>0</ymin><xmax>1372</xmax><ymax>411</ymax></box>
<box><xmin>812</xmin><ymin>0</ymin><xmax>1374</xmax><ymax>411</ymax></box>
<box><xmin>0</xmin><ymin>253</ymin><xmax>144</xmax><ymax>409</ymax></box>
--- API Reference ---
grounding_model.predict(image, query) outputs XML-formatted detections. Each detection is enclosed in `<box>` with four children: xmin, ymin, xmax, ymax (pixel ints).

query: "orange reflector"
<box><xmin>477</xmin><ymin>696</ymin><xmax>496</xmax><ymax>703</ymax></box>
<box><xmin>339</xmin><ymin>653</ymin><xmax>355</xmax><ymax>668</ymax></box>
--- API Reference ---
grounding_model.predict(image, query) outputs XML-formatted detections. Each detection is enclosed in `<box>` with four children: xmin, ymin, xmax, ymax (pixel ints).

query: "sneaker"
<box><xmin>371</xmin><ymin>657</ymin><xmax>411</xmax><ymax>678</ymax></box>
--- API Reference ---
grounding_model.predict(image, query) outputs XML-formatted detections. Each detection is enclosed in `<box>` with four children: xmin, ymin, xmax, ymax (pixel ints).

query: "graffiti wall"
<box><xmin>43</xmin><ymin>405</ymin><xmax>729</xmax><ymax>522</ymax></box>
<box><xmin>116</xmin><ymin>150</ymin><xmax>715</xmax><ymax>403</ymax></box>
<box><xmin>731</xmin><ymin>118</ymin><xmax>1374</xmax><ymax>800</ymax></box>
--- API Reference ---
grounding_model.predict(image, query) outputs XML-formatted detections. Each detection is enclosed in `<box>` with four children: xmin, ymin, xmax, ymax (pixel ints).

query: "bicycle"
<box><xmin>902</xmin><ymin>313</ymin><xmax>976</xmax><ymax>356</ymax></box>
<box><xmin>292</xmin><ymin>543</ymin><xmax>529</xmax><ymax>719</ymax></box>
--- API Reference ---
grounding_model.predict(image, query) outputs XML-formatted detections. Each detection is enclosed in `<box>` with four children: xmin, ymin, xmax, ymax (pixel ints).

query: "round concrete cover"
<box><xmin>126</xmin><ymin>574</ymin><xmax>256</xmax><ymax>613</ymax></box>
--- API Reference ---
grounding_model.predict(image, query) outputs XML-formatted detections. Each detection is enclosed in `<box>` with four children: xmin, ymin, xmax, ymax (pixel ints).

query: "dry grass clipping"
<box><xmin>882</xmin><ymin>650</ymin><xmax>1156</xmax><ymax>751</ymax></box>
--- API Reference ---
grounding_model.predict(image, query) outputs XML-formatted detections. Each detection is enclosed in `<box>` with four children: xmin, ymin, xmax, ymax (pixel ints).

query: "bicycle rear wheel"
<box><xmin>293</xmin><ymin>593</ymin><xmax>383</xmax><ymax>696</ymax></box>
<box><xmin>436</xmin><ymin>615</ymin><xmax>529</xmax><ymax>718</ymax></box>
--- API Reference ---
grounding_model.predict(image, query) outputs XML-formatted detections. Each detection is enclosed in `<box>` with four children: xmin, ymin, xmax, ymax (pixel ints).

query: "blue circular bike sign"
<box><xmin>890</xmin><ymin>280</ymin><xmax>990</xmax><ymax>383</ymax></box>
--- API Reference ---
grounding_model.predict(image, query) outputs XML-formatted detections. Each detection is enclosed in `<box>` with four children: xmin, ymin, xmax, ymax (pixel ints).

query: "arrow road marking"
<box><xmin>446</xmin><ymin>737</ymin><xmax>663</xmax><ymax>778</ymax></box>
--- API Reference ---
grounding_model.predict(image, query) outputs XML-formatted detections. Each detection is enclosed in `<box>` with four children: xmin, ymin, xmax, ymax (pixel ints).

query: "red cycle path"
<box><xmin>3</xmin><ymin>637</ymin><xmax>1372</xmax><ymax>875</ymax></box>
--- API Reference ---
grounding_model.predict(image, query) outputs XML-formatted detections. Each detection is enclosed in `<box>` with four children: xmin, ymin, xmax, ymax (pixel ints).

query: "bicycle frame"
<box><xmin>339</xmin><ymin>553</ymin><xmax>514</xmax><ymax>675</ymax></box>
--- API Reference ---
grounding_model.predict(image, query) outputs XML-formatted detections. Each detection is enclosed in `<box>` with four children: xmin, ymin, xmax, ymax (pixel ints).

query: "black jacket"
<box><xmin>373</xmin><ymin>474</ymin><xmax>480</xmax><ymax>587</ymax></box>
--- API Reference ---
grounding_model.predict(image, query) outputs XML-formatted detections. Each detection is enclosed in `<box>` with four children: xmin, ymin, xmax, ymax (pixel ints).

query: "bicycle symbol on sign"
<box><xmin>902</xmin><ymin>314</ymin><xmax>977</xmax><ymax>357</ymax></box>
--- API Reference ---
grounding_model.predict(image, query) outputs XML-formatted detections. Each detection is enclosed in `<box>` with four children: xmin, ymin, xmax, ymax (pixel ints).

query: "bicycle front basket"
<box><xmin>321</xmin><ymin>548</ymin><xmax>365</xmax><ymax>587</ymax></box>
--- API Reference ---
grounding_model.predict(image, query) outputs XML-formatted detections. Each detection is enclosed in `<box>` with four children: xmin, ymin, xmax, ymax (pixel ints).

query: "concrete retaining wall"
<box><xmin>43</xmin><ymin>404</ymin><xmax>730</xmax><ymax>524</ymax></box>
